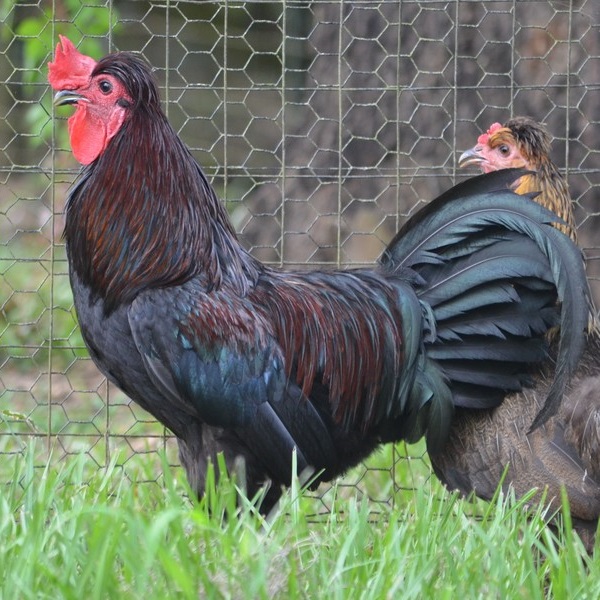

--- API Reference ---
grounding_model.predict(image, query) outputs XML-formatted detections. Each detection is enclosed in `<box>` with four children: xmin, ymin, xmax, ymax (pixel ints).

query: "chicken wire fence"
<box><xmin>1</xmin><ymin>0</ymin><xmax>600</xmax><ymax>510</ymax></box>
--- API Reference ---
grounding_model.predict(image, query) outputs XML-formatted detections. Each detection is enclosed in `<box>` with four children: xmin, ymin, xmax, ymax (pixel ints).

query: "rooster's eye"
<box><xmin>498</xmin><ymin>145</ymin><xmax>510</xmax><ymax>155</ymax></box>
<box><xmin>99</xmin><ymin>80</ymin><xmax>113</xmax><ymax>95</ymax></box>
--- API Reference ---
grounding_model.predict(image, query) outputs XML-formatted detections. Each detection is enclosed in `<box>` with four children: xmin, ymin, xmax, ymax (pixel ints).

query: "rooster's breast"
<box><xmin>69</xmin><ymin>271</ymin><xmax>192</xmax><ymax>438</ymax></box>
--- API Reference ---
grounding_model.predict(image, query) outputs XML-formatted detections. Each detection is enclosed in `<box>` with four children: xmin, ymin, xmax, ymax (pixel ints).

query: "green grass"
<box><xmin>0</xmin><ymin>442</ymin><xmax>597</xmax><ymax>599</ymax></box>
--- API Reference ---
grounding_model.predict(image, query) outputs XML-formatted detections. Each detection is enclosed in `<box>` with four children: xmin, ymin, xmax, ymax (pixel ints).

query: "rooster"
<box><xmin>48</xmin><ymin>38</ymin><xmax>591</xmax><ymax>513</ymax></box>
<box><xmin>430</xmin><ymin>118</ymin><xmax>600</xmax><ymax>550</ymax></box>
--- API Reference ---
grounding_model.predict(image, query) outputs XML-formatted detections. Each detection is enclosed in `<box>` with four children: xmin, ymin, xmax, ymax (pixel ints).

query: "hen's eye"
<box><xmin>99</xmin><ymin>80</ymin><xmax>113</xmax><ymax>94</ymax></box>
<box><xmin>498</xmin><ymin>145</ymin><xmax>510</xmax><ymax>155</ymax></box>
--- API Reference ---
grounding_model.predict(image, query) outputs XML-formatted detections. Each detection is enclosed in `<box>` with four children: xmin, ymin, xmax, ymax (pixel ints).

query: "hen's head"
<box><xmin>49</xmin><ymin>36</ymin><xmax>159</xmax><ymax>165</ymax></box>
<box><xmin>459</xmin><ymin>117</ymin><xmax>552</xmax><ymax>173</ymax></box>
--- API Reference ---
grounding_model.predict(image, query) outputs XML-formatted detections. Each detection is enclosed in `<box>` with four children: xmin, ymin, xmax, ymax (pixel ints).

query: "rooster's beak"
<box><xmin>458</xmin><ymin>147</ymin><xmax>484</xmax><ymax>168</ymax></box>
<box><xmin>53</xmin><ymin>89</ymin><xmax>87</xmax><ymax>106</ymax></box>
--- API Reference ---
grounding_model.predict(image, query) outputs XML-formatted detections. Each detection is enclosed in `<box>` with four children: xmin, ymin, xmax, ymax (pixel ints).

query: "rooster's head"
<box><xmin>49</xmin><ymin>36</ymin><xmax>157</xmax><ymax>165</ymax></box>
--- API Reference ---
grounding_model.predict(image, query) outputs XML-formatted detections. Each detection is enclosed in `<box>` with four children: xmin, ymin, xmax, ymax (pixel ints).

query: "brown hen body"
<box><xmin>436</xmin><ymin>116</ymin><xmax>599</xmax><ymax>551</ymax></box>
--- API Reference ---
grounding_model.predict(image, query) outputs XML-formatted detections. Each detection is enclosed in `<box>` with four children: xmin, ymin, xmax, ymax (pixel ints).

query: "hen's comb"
<box><xmin>48</xmin><ymin>35</ymin><xmax>97</xmax><ymax>90</ymax></box>
<box><xmin>477</xmin><ymin>122</ymin><xmax>503</xmax><ymax>146</ymax></box>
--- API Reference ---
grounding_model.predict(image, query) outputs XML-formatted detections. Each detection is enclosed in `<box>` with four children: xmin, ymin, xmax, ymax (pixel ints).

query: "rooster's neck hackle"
<box><xmin>64</xmin><ymin>90</ymin><xmax>260</xmax><ymax>313</ymax></box>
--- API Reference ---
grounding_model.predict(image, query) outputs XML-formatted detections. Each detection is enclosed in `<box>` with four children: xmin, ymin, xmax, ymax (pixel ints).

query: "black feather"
<box><xmin>382</xmin><ymin>181</ymin><xmax>591</xmax><ymax>430</ymax></box>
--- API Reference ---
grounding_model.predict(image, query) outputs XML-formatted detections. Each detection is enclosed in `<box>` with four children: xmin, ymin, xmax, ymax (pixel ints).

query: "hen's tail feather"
<box><xmin>382</xmin><ymin>169</ymin><xmax>591</xmax><ymax>435</ymax></box>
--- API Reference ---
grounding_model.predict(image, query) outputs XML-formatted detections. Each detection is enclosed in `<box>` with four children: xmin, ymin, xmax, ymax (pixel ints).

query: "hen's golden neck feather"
<box><xmin>513</xmin><ymin>167</ymin><xmax>575</xmax><ymax>241</ymax></box>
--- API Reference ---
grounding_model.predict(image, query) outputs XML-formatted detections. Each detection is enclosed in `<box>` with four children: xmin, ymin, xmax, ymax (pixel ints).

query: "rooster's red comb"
<box><xmin>48</xmin><ymin>35</ymin><xmax>97</xmax><ymax>90</ymax></box>
<box><xmin>477</xmin><ymin>122</ymin><xmax>503</xmax><ymax>146</ymax></box>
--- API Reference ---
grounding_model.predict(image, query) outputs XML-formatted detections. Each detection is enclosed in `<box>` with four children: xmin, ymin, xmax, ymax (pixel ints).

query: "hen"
<box><xmin>430</xmin><ymin>117</ymin><xmax>600</xmax><ymax>550</ymax></box>
<box><xmin>48</xmin><ymin>39</ymin><xmax>591</xmax><ymax>513</ymax></box>
<box><xmin>458</xmin><ymin>117</ymin><xmax>576</xmax><ymax>240</ymax></box>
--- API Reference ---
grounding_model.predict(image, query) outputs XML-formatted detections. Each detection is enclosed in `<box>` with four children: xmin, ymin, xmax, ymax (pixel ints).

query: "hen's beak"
<box><xmin>458</xmin><ymin>146</ymin><xmax>484</xmax><ymax>168</ymax></box>
<box><xmin>53</xmin><ymin>90</ymin><xmax>87</xmax><ymax>106</ymax></box>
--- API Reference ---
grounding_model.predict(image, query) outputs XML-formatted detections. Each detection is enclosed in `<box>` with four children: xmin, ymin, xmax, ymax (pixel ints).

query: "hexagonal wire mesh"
<box><xmin>1</xmin><ymin>0</ymin><xmax>599</xmax><ymax>511</ymax></box>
